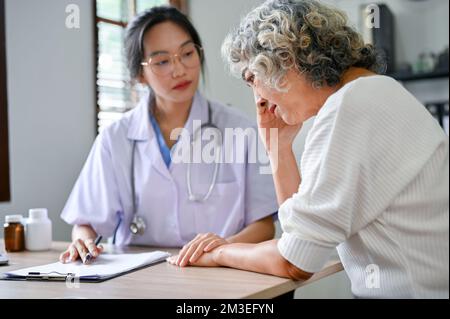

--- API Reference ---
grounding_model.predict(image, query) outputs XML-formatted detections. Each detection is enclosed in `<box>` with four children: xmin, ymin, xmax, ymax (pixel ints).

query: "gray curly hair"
<box><xmin>222</xmin><ymin>0</ymin><xmax>386</xmax><ymax>90</ymax></box>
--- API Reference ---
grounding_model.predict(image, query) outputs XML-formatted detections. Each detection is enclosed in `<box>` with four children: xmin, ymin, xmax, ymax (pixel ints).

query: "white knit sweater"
<box><xmin>277</xmin><ymin>75</ymin><xmax>449</xmax><ymax>299</ymax></box>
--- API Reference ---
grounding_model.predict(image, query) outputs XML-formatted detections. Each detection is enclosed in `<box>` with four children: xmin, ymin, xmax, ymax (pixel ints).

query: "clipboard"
<box><xmin>0</xmin><ymin>253</ymin><xmax>8</xmax><ymax>266</ymax></box>
<box><xmin>1</xmin><ymin>251</ymin><xmax>170</xmax><ymax>283</ymax></box>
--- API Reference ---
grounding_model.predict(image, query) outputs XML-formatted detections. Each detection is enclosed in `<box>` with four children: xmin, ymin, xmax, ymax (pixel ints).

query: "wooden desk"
<box><xmin>0</xmin><ymin>242</ymin><xmax>342</xmax><ymax>299</ymax></box>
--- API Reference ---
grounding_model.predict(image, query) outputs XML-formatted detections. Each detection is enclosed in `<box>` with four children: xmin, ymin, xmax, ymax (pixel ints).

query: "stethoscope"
<box><xmin>129</xmin><ymin>101</ymin><xmax>222</xmax><ymax>236</ymax></box>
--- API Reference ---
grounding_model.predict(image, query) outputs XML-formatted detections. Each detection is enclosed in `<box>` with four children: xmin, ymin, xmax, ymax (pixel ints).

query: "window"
<box><xmin>95</xmin><ymin>0</ymin><xmax>186</xmax><ymax>132</ymax></box>
<box><xmin>0</xmin><ymin>0</ymin><xmax>11</xmax><ymax>202</ymax></box>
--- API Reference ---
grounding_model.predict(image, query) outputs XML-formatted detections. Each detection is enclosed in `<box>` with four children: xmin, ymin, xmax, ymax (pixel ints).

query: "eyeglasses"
<box><xmin>141</xmin><ymin>43</ymin><xmax>203</xmax><ymax>76</ymax></box>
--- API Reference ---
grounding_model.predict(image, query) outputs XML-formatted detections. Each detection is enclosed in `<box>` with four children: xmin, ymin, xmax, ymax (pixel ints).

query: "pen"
<box><xmin>83</xmin><ymin>235</ymin><xmax>103</xmax><ymax>265</ymax></box>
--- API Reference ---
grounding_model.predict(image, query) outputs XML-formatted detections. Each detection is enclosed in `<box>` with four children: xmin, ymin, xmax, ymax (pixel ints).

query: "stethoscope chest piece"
<box><xmin>130</xmin><ymin>215</ymin><xmax>146</xmax><ymax>235</ymax></box>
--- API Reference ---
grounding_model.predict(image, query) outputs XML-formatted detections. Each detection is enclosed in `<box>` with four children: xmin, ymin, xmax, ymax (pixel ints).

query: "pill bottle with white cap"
<box><xmin>24</xmin><ymin>208</ymin><xmax>52</xmax><ymax>251</ymax></box>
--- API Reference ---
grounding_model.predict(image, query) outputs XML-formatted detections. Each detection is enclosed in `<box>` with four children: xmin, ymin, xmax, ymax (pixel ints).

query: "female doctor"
<box><xmin>59</xmin><ymin>6</ymin><xmax>278</xmax><ymax>265</ymax></box>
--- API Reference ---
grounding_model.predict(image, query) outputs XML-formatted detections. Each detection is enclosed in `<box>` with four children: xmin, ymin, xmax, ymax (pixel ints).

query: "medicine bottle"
<box><xmin>4</xmin><ymin>215</ymin><xmax>25</xmax><ymax>252</ymax></box>
<box><xmin>24</xmin><ymin>208</ymin><xmax>52</xmax><ymax>251</ymax></box>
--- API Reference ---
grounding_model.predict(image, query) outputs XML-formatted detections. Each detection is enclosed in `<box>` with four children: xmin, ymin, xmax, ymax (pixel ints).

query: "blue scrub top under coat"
<box><xmin>149</xmin><ymin>113</ymin><xmax>173</xmax><ymax>169</ymax></box>
<box><xmin>61</xmin><ymin>90</ymin><xmax>279</xmax><ymax>247</ymax></box>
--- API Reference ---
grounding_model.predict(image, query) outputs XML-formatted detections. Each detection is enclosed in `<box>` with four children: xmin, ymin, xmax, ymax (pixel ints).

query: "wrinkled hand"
<box><xmin>59</xmin><ymin>238</ymin><xmax>104</xmax><ymax>264</ymax></box>
<box><xmin>255</xmin><ymin>96</ymin><xmax>303</xmax><ymax>153</ymax></box>
<box><xmin>170</xmin><ymin>233</ymin><xmax>228</xmax><ymax>267</ymax></box>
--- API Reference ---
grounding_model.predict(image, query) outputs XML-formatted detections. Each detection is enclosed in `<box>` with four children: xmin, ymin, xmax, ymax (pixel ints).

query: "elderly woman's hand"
<box><xmin>255</xmin><ymin>95</ymin><xmax>303</xmax><ymax>153</ymax></box>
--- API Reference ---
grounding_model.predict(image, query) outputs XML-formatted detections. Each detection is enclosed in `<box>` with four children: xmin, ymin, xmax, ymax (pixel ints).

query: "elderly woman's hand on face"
<box><xmin>254</xmin><ymin>93</ymin><xmax>303</xmax><ymax>154</ymax></box>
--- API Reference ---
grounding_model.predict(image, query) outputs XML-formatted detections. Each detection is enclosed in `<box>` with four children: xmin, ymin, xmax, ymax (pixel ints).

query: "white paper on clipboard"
<box><xmin>2</xmin><ymin>251</ymin><xmax>170</xmax><ymax>282</ymax></box>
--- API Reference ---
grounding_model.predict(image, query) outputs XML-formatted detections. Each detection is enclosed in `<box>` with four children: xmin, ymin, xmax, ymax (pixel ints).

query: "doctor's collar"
<box><xmin>126</xmin><ymin>90</ymin><xmax>153</xmax><ymax>142</ymax></box>
<box><xmin>126</xmin><ymin>90</ymin><xmax>208</xmax><ymax>142</ymax></box>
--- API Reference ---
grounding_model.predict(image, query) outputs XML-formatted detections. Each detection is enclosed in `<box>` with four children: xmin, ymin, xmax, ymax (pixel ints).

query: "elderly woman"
<box><xmin>168</xmin><ymin>0</ymin><xmax>449</xmax><ymax>298</ymax></box>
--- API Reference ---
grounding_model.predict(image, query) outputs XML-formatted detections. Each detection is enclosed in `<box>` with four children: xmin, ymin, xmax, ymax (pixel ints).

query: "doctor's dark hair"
<box><xmin>125</xmin><ymin>6</ymin><xmax>205</xmax><ymax>80</ymax></box>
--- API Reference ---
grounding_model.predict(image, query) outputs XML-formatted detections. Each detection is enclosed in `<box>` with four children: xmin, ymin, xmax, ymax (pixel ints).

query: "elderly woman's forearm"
<box><xmin>270</xmin><ymin>148</ymin><xmax>301</xmax><ymax>205</ymax></box>
<box><xmin>214</xmin><ymin>240</ymin><xmax>312</xmax><ymax>280</ymax></box>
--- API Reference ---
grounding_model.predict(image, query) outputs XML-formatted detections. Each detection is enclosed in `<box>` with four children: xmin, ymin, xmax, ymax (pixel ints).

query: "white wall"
<box><xmin>335</xmin><ymin>0</ymin><xmax>449</xmax><ymax>66</ymax></box>
<box><xmin>0</xmin><ymin>0</ymin><xmax>96</xmax><ymax>241</ymax></box>
<box><xmin>333</xmin><ymin>0</ymin><xmax>449</xmax><ymax>103</ymax></box>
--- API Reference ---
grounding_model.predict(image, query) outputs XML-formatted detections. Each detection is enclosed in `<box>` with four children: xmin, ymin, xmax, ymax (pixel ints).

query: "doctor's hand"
<box><xmin>172</xmin><ymin>233</ymin><xmax>229</xmax><ymax>267</ymax></box>
<box><xmin>59</xmin><ymin>238</ymin><xmax>104</xmax><ymax>264</ymax></box>
<box><xmin>167</xmin><ymin>249</ymin><xmax>220</xmax><ymax>268</ymax></box>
